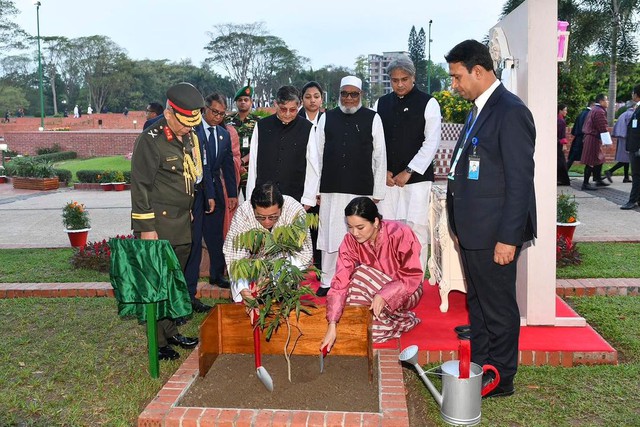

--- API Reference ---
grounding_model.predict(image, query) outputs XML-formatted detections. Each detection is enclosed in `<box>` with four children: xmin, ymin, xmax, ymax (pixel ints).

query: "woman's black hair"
<box><xmin>250</xmin><ymin>182</ymin><xmax>284</xmax><ymax>209</ymax></box>
<box><xmin>344</xmin><ymin>197</ymin><xmax>382</xmax><ymax>223</ymax></box>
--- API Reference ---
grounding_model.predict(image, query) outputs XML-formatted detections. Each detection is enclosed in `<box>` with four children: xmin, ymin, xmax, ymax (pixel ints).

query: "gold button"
<box><xmin>162</xmin><ymin>211</ymin><xmax>167</xmax><ymax>216</ymax></box>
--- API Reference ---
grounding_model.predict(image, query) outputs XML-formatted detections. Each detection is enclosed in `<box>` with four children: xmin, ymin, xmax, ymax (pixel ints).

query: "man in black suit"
<box><xmin>445</xmin><ymin>40</ymin><xmax>537</xmax><ymax>398</ymax></box>
<box><xmin>184</xmin><ymin>93</ymin><xmax>238</xmax><ymax>311</ymax></box>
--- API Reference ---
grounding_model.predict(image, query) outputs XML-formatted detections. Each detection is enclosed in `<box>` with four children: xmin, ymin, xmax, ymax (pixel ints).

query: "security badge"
<box><xmin>467</xmin><ymin>137</ymin><xmax>480</xmax><ymax>180</ymax></box>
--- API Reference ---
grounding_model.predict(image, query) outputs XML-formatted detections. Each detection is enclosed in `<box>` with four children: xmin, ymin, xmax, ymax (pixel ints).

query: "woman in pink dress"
<box><xmin>320</xmin><ymin>197</ymin><xmax>424</xmax><ymax>348</ymax></box>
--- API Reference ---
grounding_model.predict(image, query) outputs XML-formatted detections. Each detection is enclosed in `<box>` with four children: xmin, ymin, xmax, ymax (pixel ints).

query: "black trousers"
<box><xmin>158</xmin><ymin>242</ymin><xmax>191</xmax><ymax>347</ymax></box>
<box><xmin>628</xmin><ymin>153</ymin><xmax>640</xmax><ymax>204</ymax></box>
<box><xmin>557</xmin><ymin>143</ymin><xmax>570</xmax><ymax>184</ymax></box>
<box><xmin>459</xmin><ymin>245</ymin><xmax>522</xmax><ymax>386</ymax></box>
<box><xmin>184</xmin><ymin>188</ymin><xmax>226</xmax><ymax>299</ymax></box>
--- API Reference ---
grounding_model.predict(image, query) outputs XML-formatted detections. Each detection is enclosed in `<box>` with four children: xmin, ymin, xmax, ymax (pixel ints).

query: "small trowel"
<box><xmin>320</xmin><ymin>345</ymin><xmax>329</xmax><ymax>373</ymax></box>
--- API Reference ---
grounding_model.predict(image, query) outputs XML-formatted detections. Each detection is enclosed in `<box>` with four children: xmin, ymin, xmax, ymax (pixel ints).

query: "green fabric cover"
<box><xmin>109</xmin><ymin>239</ymin><xmax>192</xmax><ymax>321</ymax></box>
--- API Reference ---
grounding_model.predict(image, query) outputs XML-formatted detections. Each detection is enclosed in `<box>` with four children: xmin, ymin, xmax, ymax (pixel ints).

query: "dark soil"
<box><xmin>179</xmin><ymin>354</ymin><xmax>378</xmax><ymax>412</ymax></box>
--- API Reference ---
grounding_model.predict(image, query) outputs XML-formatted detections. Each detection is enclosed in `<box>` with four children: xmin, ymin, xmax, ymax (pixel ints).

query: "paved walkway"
<box><xmin>0</xmin><ymin>178</ymin><xmax>638</xmax><ymax>296</ymax></box>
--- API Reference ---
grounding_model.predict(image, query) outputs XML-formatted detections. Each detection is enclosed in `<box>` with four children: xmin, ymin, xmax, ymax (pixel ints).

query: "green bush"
<box><xmin>34</xmin><ymin>151</ymin><xmax>77</xmax><ymax>163</ymax></box>
<box><xmin>54</xmin><ymin>168</ymin><xmax>72</xmax><ymax>183</ymax></box>
<box><xmin>99</xmin><ymin>170</ymin><xmax>116</xmax><ymax>183</ymax></box>
<box><xmin>5</xmin><ymin>157</ymin><xmax>57</xmax><ymax>178</ymax></box>
<box><xmin>76</xmin><ymin>170</ymin><xmax>103</xmax><ymax>183</ymax></box>
<box><xmin>36</xmin><ymin>144</ymin><xmax>62</xmax><ymax>155</ymax></box>
<box><xmin>432</xmin><ymin>90</ymin><xmax>472</xmax><ymax>124</ymax></box>
<box><xmin>123</xmin><ymin>170</ymin><xmax>131</xmax><ymax>184</ymax></box>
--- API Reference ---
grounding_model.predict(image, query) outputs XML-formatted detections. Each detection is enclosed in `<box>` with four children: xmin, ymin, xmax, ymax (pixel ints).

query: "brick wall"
<box><xmin>4</xmin><ymin>130</ymin><xmax>140</xmax><ymax>158</ymax></box>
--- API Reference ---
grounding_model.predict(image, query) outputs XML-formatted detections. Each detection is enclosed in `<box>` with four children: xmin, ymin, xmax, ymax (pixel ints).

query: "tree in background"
<box><xmin>407</xmin><ymin>26</ymin><xmax>428</xmax><ymax>91</ymax></box>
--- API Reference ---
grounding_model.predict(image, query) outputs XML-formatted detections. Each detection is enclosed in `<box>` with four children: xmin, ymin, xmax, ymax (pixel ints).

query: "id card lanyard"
<box><xmin>448</xmin><ymin>110</ymin><xmax>479</xmax><ymax>180</ymax></box>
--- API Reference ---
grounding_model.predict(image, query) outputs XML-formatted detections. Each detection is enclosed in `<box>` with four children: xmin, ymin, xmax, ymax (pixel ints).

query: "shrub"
<box><xmin>34</xmin><ymin>151</ymin><xmax>77</xmax><ymax>162</ymax></box>
<box><xmin>36</xmin><ymin>143</ymin><xmax>62</xmax><ymax>155</ymax></box>
<box><xmin>123</xmin><ymin>170</ymin><xmax>131</xmax><ymax>184</ymax></box>
<box><xmin>556</xmin><ymin>235</ymin><xmax>582</xmax><ymax>267</ymax></box>
<box><xmin>62</xmin><ymin>200</ymin><xmax>91</xmax><ymax>230</ymax></box>
<box><xmin>432</xmin><ymin>90</ymin><xmax>472</xmax><ymax>124</ymax></box>
<box><xmin>55</xmin><ymin>168</ymin><xmax>72</xmax><ymax>183</ymax></box>
<box><xmin>77</xmin><ymin>170</ymin><xmax>103</xmax><ymax>183</ymax></box>
<box><xmin>112</xmin><ymin>170</ymin><xmax>125</xmax><ymax>183</ymax></box>
<box><xmin>71</xmin><ymin>235</ymin><xmax>135</xmax><ymax>272</ymax></box>
<box><xmin>557</xmin><ymin>192</ymin><xmax>578</xmax><ymax>223</ymax></box>
<box><xmin>99</xmin><ymin>170</ymin><xmax>116</xmax><ymax>183</ymax></box>
<box><xmin>5</xmin><ymin>157</ymin><xmax>58</xmax><ymax>178</ymax></box>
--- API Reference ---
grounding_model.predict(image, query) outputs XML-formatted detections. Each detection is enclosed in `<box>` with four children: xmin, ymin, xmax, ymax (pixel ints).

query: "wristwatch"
<box><xmin>405</xmin><ymin>167</ymin><xmax>414</xmax><ymax>174</ymax></box>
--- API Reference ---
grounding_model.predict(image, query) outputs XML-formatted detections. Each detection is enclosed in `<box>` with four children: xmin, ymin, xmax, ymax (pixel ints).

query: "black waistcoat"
<box><xmin>320</xmin><ymin>107</ymin><xmax>376</xmax><ymax>195</ymax></box>
<box><xmin>627</xmin><ymin>108</ymin><xmax>640</xmax><ymax>153</ymax></box>
<box><xmin>376</xmin><ymin>87</ymin><xmax>434</xmax><ymax>183</ymax></box>
<box><xmin>256</xmin><ymin>114</ymin><xmax>313</xmax><ymax>202</ymax></box>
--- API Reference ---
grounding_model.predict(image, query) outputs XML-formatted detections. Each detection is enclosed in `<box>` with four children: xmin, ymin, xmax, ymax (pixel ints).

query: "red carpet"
<box><xmin>306</xmin><ymin>279</ymin><xmax>615</xmax><ymax>356</ymax></box>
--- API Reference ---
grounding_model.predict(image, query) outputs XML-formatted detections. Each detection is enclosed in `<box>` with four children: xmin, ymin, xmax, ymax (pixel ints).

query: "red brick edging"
<box><xmin>555</xmin><ymin>278</ymin><xmax>639</xmax><ymax>297</ymax></box>
<box><xmin>138</xmin><ymin>348</ymin><xmax>408</xmax><ymax>427</ymax></box>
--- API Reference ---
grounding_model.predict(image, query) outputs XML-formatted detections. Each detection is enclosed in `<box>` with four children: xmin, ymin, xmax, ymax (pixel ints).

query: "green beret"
<box><xmin>234</xmin><ymin>85</ymin><xmax>254</xmax><ymax>101</ymax></box>
<box><xmin>166</xmin><ymin>82</ymin><xmax>205</xmax><ymax>127</ymax></box>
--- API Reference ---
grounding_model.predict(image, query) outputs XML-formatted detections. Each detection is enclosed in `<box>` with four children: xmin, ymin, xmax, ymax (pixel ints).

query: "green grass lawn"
<box><xmin>55</xmin><ymin>156</ymin><xmax>131</xmax><ymax>183</ymax></box>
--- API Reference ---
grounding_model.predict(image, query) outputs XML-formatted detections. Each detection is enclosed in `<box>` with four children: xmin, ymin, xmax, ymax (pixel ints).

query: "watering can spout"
<box><xmin>399</xmin><ymin>345</ymin><xmax>443</xmax><ymax>407</ymax></box>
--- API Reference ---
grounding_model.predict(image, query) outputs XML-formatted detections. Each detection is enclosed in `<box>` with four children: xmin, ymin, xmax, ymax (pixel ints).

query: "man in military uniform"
<box><xmin>130</xmin><ymin>82</ymin><xmax>204</xmax><ymax>360</ymax></box>
<box><xmin>225</xmin><ymin>81</ymin><xmax>261</xmax><ymax>176</ymax></box>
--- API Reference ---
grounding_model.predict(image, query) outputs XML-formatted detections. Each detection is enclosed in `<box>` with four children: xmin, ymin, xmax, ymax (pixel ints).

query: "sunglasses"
<box><xmin>340</xmin><ymin>91</ymin><xmax>361</xmax><ymax>99</ymax></box>
<box><xmin>277</xmin><ymin>106</ymin><xmax>299</xmax><ymax>115</ymax></box>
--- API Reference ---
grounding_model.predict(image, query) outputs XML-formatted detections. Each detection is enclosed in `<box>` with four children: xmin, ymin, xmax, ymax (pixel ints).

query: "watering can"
<box><xmin>399</xmin><ymin>344</ymin><xmax>500</xmax><ymax>426</ymax></box>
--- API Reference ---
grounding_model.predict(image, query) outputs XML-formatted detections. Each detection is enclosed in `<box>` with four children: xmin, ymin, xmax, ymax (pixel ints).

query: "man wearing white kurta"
<box><xmin>373</xmin><ymin>56</ymin><xmax>442</xmax><ymax>268</ymax></box>
<box><xmin>316</xmin><ymin>76</ymin><xmax>387</xmax><ymax>296</ymax></box>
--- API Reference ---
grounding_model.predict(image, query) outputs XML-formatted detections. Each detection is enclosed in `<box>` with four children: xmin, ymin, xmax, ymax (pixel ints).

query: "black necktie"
<box><xmin>470</xmin><ymin>104</ymin><xmax>478</xmax><ymax>126</ymax></box>
<box><xmin>208</xmin><ymin>126</ymin><xmax>217</xmax><ymax>163</ymax></box>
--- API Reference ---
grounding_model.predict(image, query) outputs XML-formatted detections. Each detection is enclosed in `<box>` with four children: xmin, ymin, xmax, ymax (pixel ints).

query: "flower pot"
<box><xmin>100</xmin><ymin>183</ymin><xmax>114</xmax><ymax>191</ymax></box>
<box><xmin>112</xmin><ymin>182</ymin><xmax>126</xmax><ymax>191</ymax></box>
<box><xmin>556</xmin><ymin>221</ymin><xmax>580</xmax><ymax>246</ymax></box>
<box><xmin>64</xmin><ymin>228</ymin><xmax>91</xmax><ymax>248</ymax></box>
<box><xmin>12</xmin><ymin>176</ymin><xmax>59</xmax><ymax>191</ymax></box>
<box><xmin>0</xmin><ymin>176</ymin><xmax>7</xmax><ymax>184</ymax></box>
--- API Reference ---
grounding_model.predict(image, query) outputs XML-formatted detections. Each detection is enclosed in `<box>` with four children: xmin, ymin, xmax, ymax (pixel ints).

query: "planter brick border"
<box><xmin>138</xmin><ymin>348</ymin><xmax>409</xmax><ymax>427</ymax></box>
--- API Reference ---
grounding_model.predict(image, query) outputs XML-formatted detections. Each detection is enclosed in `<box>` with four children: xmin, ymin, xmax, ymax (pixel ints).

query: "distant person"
<box><xmin>225</xmin><ymin>82</ymin><xmax>260</xmax><ymax>167</ymax></box>
<box><xmin>298</xmin><ymin>81</ymin><xmax>324</xmax><ymax>126</ymax></box>
<box><xmin>73</xmin><ymin>105</ymin><xmax>79</xmax><ymax>118</ymax></box>
<box><xmin>123</xmin><ymin>107</ymin><xmax>129</xmax><ymax>117</ymax></box>
<box><xmin>143</xmin><ymin>102</ymin><xmax>164</xmax><ymax>130</ymax></box>
<box><xmin>320</xmin><ymin>197</ymin><xmax>423</xmax><ymax>347</ymax></box>
<box><xmin>567</xmin><ymin>100</ymin><xmax>594</xmax><ymax>170</ymax></box>
<box><xmin>604</xmin><ymin>105</ymin><xmax>633</xmax><ymax>184</ymax></box>
<box><xmin>87</xmin><ymin>106</ymin><xmax>93</xmax><ymax>115</ymax></box>
<box><xmin>581</xmin><ymin>93</ymin><xmax>610</xmax><ymax>190</ymax></box>
<box><xmin>63</xmin><ymin>108</ymin><xmax>68</xmax><ymax>118</ymax></box>
<box><xmin>557</xmin><ymin>104</ymin><xmax>571</xmax><ymax>186</ymax></box>
<box><xmin>620</xmin><ymin>84</ymin><xmax>640</xmax><ymax>210</ymax></box>
<box><xmin>2</xmin><ymin>111</ymin><xmax>9</xmax><ymax>123</ymax></box>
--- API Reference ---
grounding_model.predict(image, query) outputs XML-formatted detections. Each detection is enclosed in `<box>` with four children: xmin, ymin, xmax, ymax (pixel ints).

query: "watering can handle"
<box><xmin>480</xmin><ymin>364</ymin><xmax>501</xmax><ymax>396</ymax></box>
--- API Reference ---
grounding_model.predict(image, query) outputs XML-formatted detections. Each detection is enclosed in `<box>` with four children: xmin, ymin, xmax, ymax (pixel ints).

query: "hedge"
<box><xmin>33</xmin><ymin>151</ymin><xmax>78</xmax><ymax>163</ymax></box>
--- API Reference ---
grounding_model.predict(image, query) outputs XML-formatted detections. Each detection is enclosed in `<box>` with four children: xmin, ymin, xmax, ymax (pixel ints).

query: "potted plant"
<box><xmin>99</xmin><ymin>170</ymin><xmax>115</xmax><ymax>191</ymax></box>
<box><xmin>111</xmin><ymin>170</ymin><xmax>126</xmax><ymax>191</ymax></box>
<box><xmin>6</xmin><ymin>157</ymin><xmax>59</xmax><ymax>190</ymax></box>
<box><xmin>229</xmin><ymin>213</ymin><xmax>319</xmax><ymax>383</ymax></box>
<box><xmin>557</xmin><ymin>192</ymin><xmax>580</xmax><ymax>247</ymax></box>
<box><xmin>0</xmin><ymin>165</ymin><xmax>6</xmax><ymax>184</ymax></box>
<box><xmin>62</xmin><ymin>200</ymin><xmax>91</xmax><ymax>247</ymax></box>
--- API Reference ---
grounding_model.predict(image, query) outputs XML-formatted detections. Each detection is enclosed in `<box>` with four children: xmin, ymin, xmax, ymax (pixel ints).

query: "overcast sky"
<box><xmin>12</xmin><ymin>0</ymin><xmax>507</xmax><ymax>70</ymax></box>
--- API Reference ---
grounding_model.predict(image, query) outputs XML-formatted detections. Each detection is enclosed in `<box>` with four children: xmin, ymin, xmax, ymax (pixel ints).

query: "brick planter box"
<box><xmin>12</xmin><ymin>176</ymin><xmax>59</xmax><ymax>191</ymax></box>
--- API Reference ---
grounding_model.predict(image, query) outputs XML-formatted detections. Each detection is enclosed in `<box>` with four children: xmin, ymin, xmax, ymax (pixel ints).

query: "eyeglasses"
<box><xmin>206</xmin><ymin>106</ymin><xmax>226</xmax><ymax>117</ymax></box>
<box><xmin>277</xmin><ymin>106</ymin><xmax>299</xmax><ymax>115</ymax></box>
<box><xmin>340</xmin><ymin>91</ymin><xmax>361</xmax><ymax>99</ymax></box>
<box><xmin>254</xmin><ymin>214</ymin><xmax>280</xmax><ymax>222</ymax></box>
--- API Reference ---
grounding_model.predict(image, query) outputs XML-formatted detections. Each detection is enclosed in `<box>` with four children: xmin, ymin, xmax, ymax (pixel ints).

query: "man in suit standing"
<box><xmin>184</xmin><ymin>93</ymin><xmax>238</xmax><ymax>309</ymax></box>
<box><xmin>445</xmin><ymin>40</ymin><xmax>537</xmax><ymax>398</ymax></box>
<box><xmin>620</xmin><ymin>84</ymin><xmax>640</xmax><ymax>210</ymax></box>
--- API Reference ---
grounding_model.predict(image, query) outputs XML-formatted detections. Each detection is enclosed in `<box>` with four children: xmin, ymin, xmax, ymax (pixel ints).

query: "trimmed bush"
<box><xmin>33</xmin><ymin>151</ymin><xmax>78</xmax><ymax>163</ymax></box>
<box><xmin>77</xmin><ymin>170</ymin><xmax>103</xmax><ymax>183</ymax></box>
<box><xmin>36</xmin><ymin>144</ymin><xmax>62</xmax><ymax>155</ymax></box>
<box><xmin>123</xmin><ymin>170</ymin><xmax>131</xmax><ymax>183</ymax></box>
<box><xmin>55</xmin><ymin>168</ymin><xmax>72</xmax><ymax>183</ymax></box>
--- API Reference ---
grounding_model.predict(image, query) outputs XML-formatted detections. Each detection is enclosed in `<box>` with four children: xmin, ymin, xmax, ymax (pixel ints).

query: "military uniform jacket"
<box><xmin>130</xmin><ymin>118</ymin><xmax>196</xmax><ymax>246</ymax></box>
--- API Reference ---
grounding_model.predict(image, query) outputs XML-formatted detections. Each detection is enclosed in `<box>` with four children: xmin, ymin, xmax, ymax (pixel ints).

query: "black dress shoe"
<box><xmin>481</xmin><ymin>371</ymin><xmax>496</xmax><ymax>389</ymax></box>
<box><xmin>316</xmin><ymin>287</ymin><xmax>330</xmax><ymax>297</ymax></box>
<box><xmin>167</xmin><ymin>334</ymin><xmax>199</xmax><ymax>349</ymax></box>
<box><xmin>595</xmin><ymin>180</ymin><xmax>610</xmax><ymax>187</ymax></box>
<box><xmin>457</xmin><ymin>331</ymin><xmax>471</xmax><ymax>340</ymax></box>
<box><xmin>454</xmin><ymin>324</ymin><xmax>471</xmax><ymax>334</ymax></box>
<box><xmin>623</xmin><ymin>178</ymin><xmax>632</xmax><ymax>183</ymax></box>
<box><xmin>604</xmin><ymin>170</ymin><xmax>613</xmax><ymax>183</ymax></box>
<box><xmin>581</xmin><ymin>183</ymin><xmax>598</xmax><ymax>191</ymax></box>
<box><xmin>620</xmin><ymin>202</ymin><xmax>638</xmax><ymax>210</ymax></box>
<box><xmin>210</xmin><ymin>277</ymin><xmax>231</xmax><ymax>289</ymax></box>
<box><xmin>483</xmin><ymin>383</ymin><xmax>515</xmax><ymax>398</ymax></box>
<box><xmin>192</xmin><ymin>298</ymin><xmax>212</xmax><ymax>313</ymax></box>
<box><xmin>159</xmin><ymin>346</ymin><xmax>179</xmax><ymax>360</ymax></box>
